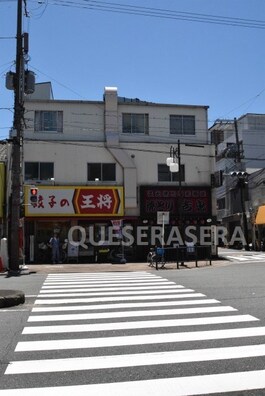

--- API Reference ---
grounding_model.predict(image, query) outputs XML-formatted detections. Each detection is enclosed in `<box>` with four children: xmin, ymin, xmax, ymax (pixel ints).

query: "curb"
<box><xmin>19</xmin><ymin>259</ymin><xmax>229</xmax><ymax>274</ymax></box>
<box><xmin>0</xmin><ymin>289</ymin><xmax>25</xmax><ymax>308</ymax></box>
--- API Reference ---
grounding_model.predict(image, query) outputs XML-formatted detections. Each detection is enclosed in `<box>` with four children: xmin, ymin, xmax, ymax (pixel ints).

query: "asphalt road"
<box><xmin>0</xmin><ymin>261</ymin><xmax>265</xmax><ymax>395</ymax></box>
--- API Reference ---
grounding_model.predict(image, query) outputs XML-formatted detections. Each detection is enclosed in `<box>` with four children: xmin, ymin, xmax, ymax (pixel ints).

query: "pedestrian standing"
<box><xmin>49</xmin><ymin>232</ymin><xmax>60</xmax><ymax>264</ymax></box>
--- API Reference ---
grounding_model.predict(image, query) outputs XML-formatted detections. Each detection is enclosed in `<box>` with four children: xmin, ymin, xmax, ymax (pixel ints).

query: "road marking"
<box><xmin>225</xmin><ymin>256</ymin><xmax>250</xmax><ymax>261</ymax></box>
<box><xmin>23</xmin><ymin>314</ymin><xmax>257</xmax><ymax>334</ymax></box>
<box><xmin>6</xmin><ymin>343</ymin><xmax>265</xmax><ymax>374</ymax></box>
<box><xmin>31</xmin><ymin>298</ymin><xmax>221</xmax><ymax>312</ymax></box>
<box><xmin>225</xmin><ymin>254</ymin><xmax>265</xmax><ymax>261</ymax></box>
<box><xmin>4</xmin><ymin>272</ymin><xmax>265</xmax><ymax>395</ymax></box>
<box><xmin>36</xmin><ymin>289</ymin><xmax>196</xmax><ymax>298</ymax></box>
<box><xmin>34</xmin><ymin>293</ymin><xmax>206</xmax><ymax>304</ymax></box>
<box><xmin>45</xmin><ymin>273</ymin><xmax>159</xmax><ymax>282</ymax></box>
<box><xmin>0</xmin><ymin>309</ymin><xmax>30</xmax><ymax>312</ymax></box>
<box><xmin>44</xmin><ymin>275</ymin><xmax>166</xmax><ymax>281</ymax></box>
<box><xmin>42</xmin><ymin>280</ymin><xmax>176</xmax><ymax>288</ymax></box>
<box><xmin>2</xmin><ymin>369</ymin><xmax>265</xmax><ymax>395</ymax></box>
<box><xmin>39</xmin><ymin>285</ymin><xmax>188</xmax><ymax>293</ymax></box>
<box><xmin>27</xmin><ymin>306</ymin><xmax>236</xmax><ymax>322</ymax></box>
<box><xmin>251</xmin><ymin>255</ymin><xmax>265</xmax><ymax>260</ymax></box>
<box><xmin>15</xmin><ymin>326</ymin><xmax>265</xmax><ymax>352</ymax></box>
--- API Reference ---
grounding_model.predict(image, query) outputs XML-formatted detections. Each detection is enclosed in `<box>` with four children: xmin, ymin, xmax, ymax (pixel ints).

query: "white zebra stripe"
<box><xmin>42</xmin><ymin>280</ymin><xmax>176</xmax><ymax>288</ymax></box>
<box><xmin>15</xmin><ymin>326</ymin><xmax>265</xmax><ymax>352</ymax></box>
<box><xmin>2</xmin><ymin>369</ymin><xmax>265</xmax><ymax>395</ymax></box>
<box><xmin>39</xmin><ymin>285</ymin><xmax>188</xmax><ymax>293</ymax></box>
<box><xmin>45</xmin><ymin>273</ymin><xmax>158</xmax><ymax>281</ymax></box>
<box><xmin>34</xmin><ymin>293</ymin><xmax>206</xmax><ymax>304</ymax></box>
<box><xmin>6</xmin><ymin>343</ymin><xmax>265</xmax><ymax>374</ymax></box>
<box><xmin>23</xmin><ymin>314</ymin><xmax>257</xmax><ymax>334</ymax></box>
<box><xmin>27</xmin><ymin>306</ymin><xmax>236</xmax><ymax>322</ymax></box>
<box><xmin>36</xmin><ymin>289</ymin><xmax>196</xmax><ymax>298</ymax></box>
<box><xmin>31</xmin><ymin>299</ymin><xmax>220</xmax><ymax>312</ymax></box>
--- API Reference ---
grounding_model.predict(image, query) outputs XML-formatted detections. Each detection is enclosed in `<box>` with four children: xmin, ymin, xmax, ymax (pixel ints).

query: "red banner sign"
<box><xmin>25</xmin><ymin>186</ymin><xmax>124</xmax><ymax>217</ymax></box>
<box><xmin>73</xmin><ymin>188</ymin><xmax>121</xmax><ymax>215</ymax></box>
<box><xmin>140</xmin><ymin>186</ymin><xmax>211</xmax><ymax>217</ymax></box>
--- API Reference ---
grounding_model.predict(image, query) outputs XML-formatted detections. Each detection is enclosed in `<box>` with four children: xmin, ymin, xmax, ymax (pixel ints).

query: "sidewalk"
<box><xmin>23</xmin><ymin>257</ymin><xmax>230</xmax><ymax>273</ymax></box>
<box><xmin>0</xmin><ymin>256</ymin><xmax>229</xmax><ymax>308</ymax></box>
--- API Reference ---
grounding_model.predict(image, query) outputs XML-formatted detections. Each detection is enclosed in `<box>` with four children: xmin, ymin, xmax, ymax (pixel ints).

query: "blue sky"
<box><xmin>1</xmin><ymin>0</ymin><xmax>265</xmax><ymax>139</ymax></box>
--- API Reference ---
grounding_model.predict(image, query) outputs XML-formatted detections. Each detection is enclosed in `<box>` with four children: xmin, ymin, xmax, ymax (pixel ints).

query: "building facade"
<box><xmin>21</xmin><ymin>83</ymin><xmax>216</xmax><ymax>263</ymax></box>
<box><xmin>210</xmin><ymin>114</ymin><xmax>265</xmax><ymax>248</ymax></box>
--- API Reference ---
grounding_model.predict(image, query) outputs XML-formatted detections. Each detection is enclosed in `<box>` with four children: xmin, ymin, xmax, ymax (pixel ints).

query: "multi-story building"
<box><xmin>20</xmin><ymin>83</ymin><xmax>216</xmax><ymax>263</ymax></box>
<box><xmin>0</xmin><ymin>144</ymin><xmax>7</xmax><ymax>237</ymax></box>
<box><xmin>210</xmin><ymin>114</ymin><xmax>265</xmax><ymax>247</ymax></box>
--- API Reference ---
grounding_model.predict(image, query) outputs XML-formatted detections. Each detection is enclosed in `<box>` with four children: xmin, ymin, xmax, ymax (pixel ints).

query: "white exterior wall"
<box><xmin>23</xmin><ymin>141</ymin><xmax>214</xmax><ymax>187</ymax></box>
<box><xmin>24</xmin><ymin>98</ymin><xmax>209</xmax><ymax>145</ymax></box>
<box><xmin>118</xmin><ymin>142</ymin><xmax>214</xmax><ymax>185</ymax></box>
<box><xmin>215</xmin><ymin>114</ymin><xmax>265</xmax><ymax>171</ymax></box>
<box><xmin>212</xmin><ymin>114</ymin><xmax>265</xmax><ymax>225</ymax></box>
<box><xmin>24</xmin><ymin>101</ymin><xmax>105</xmax><ymax>142</ymax></box>
<box><xmin>118</xmin><ymin>104</ymin><xmax>208</xmax><ymax>144</ymax></box>
<box><xmin>23</xmin><ymin>85</ymin><xmax>215</xmax><ymax>217</ymax></box>
<box><xmin>23</xmin><ymin>141</ymin><xmax>123</xmax><ymax>185</ymax></box>
<box><xmin>241</xmin><ymin>115</ymin><xmax>265</xmax><ymax>169</ymax></box>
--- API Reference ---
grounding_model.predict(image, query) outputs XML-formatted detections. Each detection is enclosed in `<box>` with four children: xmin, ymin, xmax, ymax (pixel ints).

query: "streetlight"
<box><xmin>167</xmin><ymin>141</ymin><xmax>181</xmax><ymax>183</ymax></box>
<box><xmin>166</xmin><ymin>139</ymin><xmax>182</xmax><ymax>201</ymax></box>
<box><xmin>166</xmin><ymin>140</ymin><xmax>184</xmax><ymax>265</ymax></box>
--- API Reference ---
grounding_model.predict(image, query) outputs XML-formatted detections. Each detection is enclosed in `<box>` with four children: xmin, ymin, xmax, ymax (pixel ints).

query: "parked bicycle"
<box><xmin>147</xmin><ymin>247</ymin><xmax>165</xmax><ymax>270</ymax></box>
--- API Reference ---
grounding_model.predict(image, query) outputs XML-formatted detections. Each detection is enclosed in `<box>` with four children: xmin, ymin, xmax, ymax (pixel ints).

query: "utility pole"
<box><xmin>9</xmin><ymin>0</ymin><xmax>24</xmax><ymax>274</ymax></box>
<box><xmin>233</xmin><ymin>117</ymin><xmax>249</xmax><ymax>251</ymax></box>
<box><xmin>234</xmin><ymin>117</ymin><xmax>242</xmax><ymax>164</ymax></box>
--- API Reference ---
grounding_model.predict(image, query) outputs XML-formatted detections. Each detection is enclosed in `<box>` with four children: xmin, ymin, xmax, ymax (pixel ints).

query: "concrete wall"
<box><xmin>23</xmin><ymin>85</ymin><xmax>215</xmax><ymax>216</ymax></box>
<box><xmin>23</xmin><ymin>141</ymin><xmax>214</xmax><ymax>186</ymax></box>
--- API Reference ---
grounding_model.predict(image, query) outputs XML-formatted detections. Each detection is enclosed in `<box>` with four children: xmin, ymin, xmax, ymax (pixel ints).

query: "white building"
<box><xmin>210</xmin><ymin>114</ymin><xmax>265</xmax><ymax>247</ymax></box>
<box><xmin>22</xmin><ymin>83</ymin><xmax>216</xmax><ymax>262</ymax></box>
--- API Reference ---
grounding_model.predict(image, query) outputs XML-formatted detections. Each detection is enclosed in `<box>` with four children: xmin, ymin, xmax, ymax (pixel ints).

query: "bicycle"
<box><xmin>147</xmin><ymin>247</ymin><xmax>165</xmax><ymax>270</ymax></box>
<box><xmin>147</xmin><ymin>248</ymin><xmax>156</xmax><ymax>267</ymax></box>
<box><xmin>155</xmin><ymin>247</ymin><xmax>165</xmax><ymax>270</ymax></box>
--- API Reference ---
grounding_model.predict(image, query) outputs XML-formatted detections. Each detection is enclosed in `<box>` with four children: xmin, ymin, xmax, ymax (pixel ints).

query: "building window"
<box><xmin>122</xmin><ymin>113</ymin><xmax>149</xmax><ymax>134</ymax></box>
<box><xmin>217</xmin><ymin>198</ymin><xmax>226</xmax><ymax>210</ymax></box>
<box><xmin>170</xmin><ymin>115</ymin><xmax>195</xmax><ymax>135</ymax></box>
<box><xmin>87</xmin><ymin>163</ymin><xmax>116</xmax><ymax>181</ymax></box>
<box><xmin>25</xmin><ymin>162</ymin><xmax>54</xmax><ymax>180</ymax></box>
<box><xmin>34</xmin><ymin>111</ymin><xmax>63</xmax><ymax>133</ymax></box>
<box><xmin>158</xmin><ymin>164</ymin><xmax>185</xmax><ymax>182</ymax></box>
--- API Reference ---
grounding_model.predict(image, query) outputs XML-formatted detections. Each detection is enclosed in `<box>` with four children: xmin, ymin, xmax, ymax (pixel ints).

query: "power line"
<box><xmin>23</xmin><ymin>138</ymin><xmax>216</xmax><ymax>158</ymax></box>
<box><xmin>46</xmin><ymin>0</ymin><xmax>265</xmax><ymax>30</ymax></box>
<box><xmin>30</xmin><ymin>65</ymin><xmax>87</xmax><ymax>99</ymax></box>
<box><xmin>6</xmin><ymin>0</ymin><xmax>265</xmax><ymax>135</ymax></box>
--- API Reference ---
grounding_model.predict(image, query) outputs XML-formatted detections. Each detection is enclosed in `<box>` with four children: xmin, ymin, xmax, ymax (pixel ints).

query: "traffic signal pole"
<box><xmin>9</xmin><ymin>0</ymin><xmax>24</xmax><ymax>275</ymax></box>
<box><xmin>234</xmin><ymin>118</ymin><xmax>249</xmax><ymax>251</ymax></box>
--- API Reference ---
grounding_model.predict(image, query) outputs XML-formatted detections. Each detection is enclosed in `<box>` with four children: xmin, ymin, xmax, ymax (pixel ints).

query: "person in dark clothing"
<box><xmin>49</xmin><ymin>233</ymin><xmax>61</xmax><ymax>264</ymax></box>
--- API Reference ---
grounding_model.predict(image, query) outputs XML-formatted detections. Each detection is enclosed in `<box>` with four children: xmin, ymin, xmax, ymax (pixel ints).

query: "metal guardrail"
<box><xmin>154</xmin><ymin>246</ymin><xmax>212</xmax><ymax>270</ymax></box>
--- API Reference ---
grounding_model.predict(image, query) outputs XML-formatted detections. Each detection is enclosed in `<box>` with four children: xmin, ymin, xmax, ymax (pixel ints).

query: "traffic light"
<box><xmin>230</xmin><ymin>171</ymin><xmax>248</xmax><ymax>188</ymax></box>
<box><xmin>230</xmin><ymin>171</ymin><xmax>248</xmax><ymax>178</ymax></box>
<box><xmin>30</xmin><ymin>187</ymin><xmax>38</xmax><ymax>204</ymax></box>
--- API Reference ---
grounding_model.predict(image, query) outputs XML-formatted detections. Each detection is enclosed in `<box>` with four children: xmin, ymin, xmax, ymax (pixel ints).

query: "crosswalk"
<box><xmin>1</xmin><ymin>271</ymin><xmax>265</xmax><ymax>395</ymax></box>
<box><xmin>224</xmin><ymin>253</ymin><xmax>265</xmax><ymax>262</ymax></box>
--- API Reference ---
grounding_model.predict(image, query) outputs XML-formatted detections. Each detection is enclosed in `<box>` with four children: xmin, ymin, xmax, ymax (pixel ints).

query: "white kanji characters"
<box><xmin>80</xmin><ymin>193</ymin><xmax>113</xmax><ymax>210</ymax></box>
<box><xmin>97</xmin><ymin>194</ymin><xmax>112</xmax><ymax>209</ymax></box>
<box><xmin>80</xmin><ymin>194</ymin><xmax>96</xmax><ymax>209</ymax></box>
